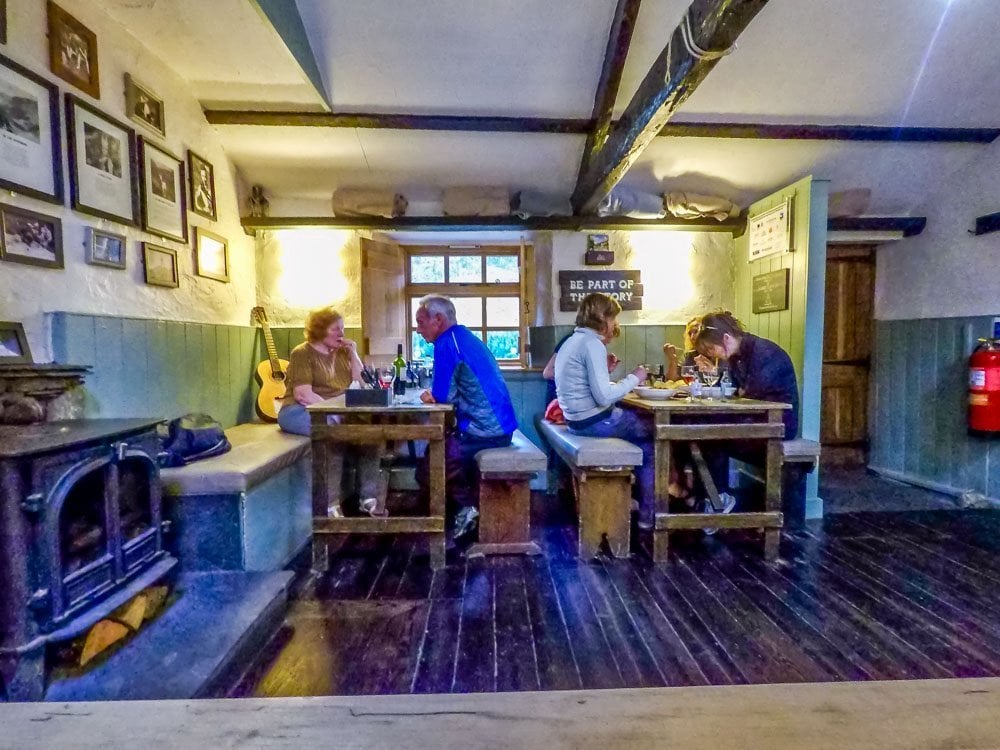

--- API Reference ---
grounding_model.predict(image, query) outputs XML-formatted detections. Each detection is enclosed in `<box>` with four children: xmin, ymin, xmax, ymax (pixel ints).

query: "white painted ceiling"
<box><xmin>104</xmin><ymin>0</ymin><xmax>1000</xmax><ymax>215</ymax></box>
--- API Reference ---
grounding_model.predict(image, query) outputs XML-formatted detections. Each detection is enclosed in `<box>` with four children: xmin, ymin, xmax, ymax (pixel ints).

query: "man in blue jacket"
<box><xmin>415</xmin><ymin>295</ymin><xmax>518</xmax><ymax>541</ymax></box>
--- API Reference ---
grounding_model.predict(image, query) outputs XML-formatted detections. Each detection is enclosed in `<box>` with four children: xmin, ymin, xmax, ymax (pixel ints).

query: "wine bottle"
<box><xmin>393</xmin><ymin>343</ymin><xmax>407</xmax><ymax>395</ymax></box>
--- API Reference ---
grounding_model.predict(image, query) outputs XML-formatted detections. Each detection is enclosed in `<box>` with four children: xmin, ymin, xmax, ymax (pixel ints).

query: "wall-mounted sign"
<box><xmin>585</xmin><ymin>234</ymin><xmax>613</xmax><ymax>265</ymax></box>
<box><xmin>752</xmin><ymin>269</ymin><xmax>790</xmax><ymax>314</ymax></box>
<box><xmin>559</xmin><ymin>270</ymin><xmax>642</xmax><ymax>311</ymax></box>
<box><xmin>748</xmin><ymin>198</ymin><xmax>792</xmax><ymax>262</ymax></box>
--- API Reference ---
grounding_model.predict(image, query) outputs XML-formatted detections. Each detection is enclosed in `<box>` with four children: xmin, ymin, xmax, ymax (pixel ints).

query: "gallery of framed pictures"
<box><xmin>142</xmin><ymin>241</ymin><xmax>178</xmax><ymax>288</ymax></box>
<box><xmin>139</xmin><ymin>138</ymin><xmax>187</xmax><ymax>243</ymax></box>
<box><xmin>0</xmin><ymin>203</ymin><xmax>64</xmax><ymax>269</ymax></box>
<box><xmin>0</xmin><ymin>53</ymin><xmax>64</xmax><ymax>204</ymax></box>
<box><xmin>66</xmin><ymin>93</ymin><xmax>139</xmax><ymax>226</ymax></box>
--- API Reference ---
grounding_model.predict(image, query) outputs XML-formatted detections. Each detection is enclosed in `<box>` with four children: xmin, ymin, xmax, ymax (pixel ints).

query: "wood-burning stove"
<box><xmin>0</xmin><ymin>419</ymin><xmax>177</xmax><ymax>701</ymax></box>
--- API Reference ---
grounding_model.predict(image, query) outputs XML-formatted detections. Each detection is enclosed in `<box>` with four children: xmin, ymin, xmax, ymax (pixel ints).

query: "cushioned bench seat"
<box><xmin>469</xmin><ymin>430</ymin><xmax>547</xmax><ymax>558</ymax></box>
<box><xmin>538</xmin><ymin>421</ymin><xmax>643</xmax><ymax>469</ymax></box>
<box><xmin>160</xmin><ymin>423</ymin><xmax>310</xmax><ymax>496</ymax></box>
<box><xmin>780</xmin><ymin>438</ymin><xmax>822</xmax><ymax>462</ymax></box>
<box><xmin>160</xmin><ymin>424</ymin><xmax>312</xmax><ymax>572</ymax></box>
<box><xmin>537</xmin><ymin>421</ymin><xmax>641</xmax><ymax>558</ymax></box>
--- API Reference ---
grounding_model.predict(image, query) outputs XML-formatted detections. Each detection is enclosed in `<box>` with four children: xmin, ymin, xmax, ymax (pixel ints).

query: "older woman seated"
<box><xmin>554</xmin><ymin>293</ymin><xmax>653</xmax><ymax>527</ymax></box>
<box><xmin>277</xmin><ymin>306</ymin><xmax>385</xmax><ymax>517</ymax></box>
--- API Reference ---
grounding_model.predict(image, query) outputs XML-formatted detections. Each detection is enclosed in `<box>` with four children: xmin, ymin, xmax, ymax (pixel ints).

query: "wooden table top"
<box><xmin>306</xmin><ymin>395</ymin><xmax>452</xmax><ymax>415</ymax></box>
<box><xmin>5</xmin><ymin>677</ymin><xmax>1000</xmax><ymax>749</ymax></box>
<box><xmin>623</xmin><ymin>394</ymin><xmax>791</xmax><ymax>413</ymax></box>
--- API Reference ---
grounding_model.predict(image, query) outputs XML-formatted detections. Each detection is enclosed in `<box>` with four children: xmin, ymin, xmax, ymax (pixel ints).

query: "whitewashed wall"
<box><xmin>876</xmin><ymin>136</ymin><xmax>1000</xmax><ymax>321</ymax></box>
<box><xmin>1</xmin><ymin>0</ymin><xmax>255</xmax><ymax>361</ymax></box>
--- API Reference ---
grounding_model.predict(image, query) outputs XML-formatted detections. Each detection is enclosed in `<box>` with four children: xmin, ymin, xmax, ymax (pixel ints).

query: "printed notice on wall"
<box><xmin>748</xmin><ymin>198</ymin><xmax>792</xmax><ymax>262</ymax></box>
<box><xmin>558</xmin><ymin>270</ymin><xmax>642</xmax><ymax>311</ymax></box>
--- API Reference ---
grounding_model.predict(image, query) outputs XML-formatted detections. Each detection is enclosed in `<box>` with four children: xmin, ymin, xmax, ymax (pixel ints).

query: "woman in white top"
<box><xmin>554</xmin><ymin>293</ymin><xmax>656</xmax><ymax>527</ymax></box>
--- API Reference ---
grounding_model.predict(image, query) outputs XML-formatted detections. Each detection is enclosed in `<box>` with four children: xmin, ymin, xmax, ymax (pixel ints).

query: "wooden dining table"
<box><xmin>622</xmin><ymin>394</ymin><xmax>791</xmax><ymax>561</ymax></box>
<box><xmin>307</xmin><ymin>395</ymin><xmax>453</xmax><ymax>570</ymax></box>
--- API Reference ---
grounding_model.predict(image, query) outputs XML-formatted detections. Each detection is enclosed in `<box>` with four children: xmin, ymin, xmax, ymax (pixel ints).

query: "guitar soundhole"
<box><xmin>273</xmin><ymin>372</ymin><xmax>286</xmax><ymax>382</ymax></box>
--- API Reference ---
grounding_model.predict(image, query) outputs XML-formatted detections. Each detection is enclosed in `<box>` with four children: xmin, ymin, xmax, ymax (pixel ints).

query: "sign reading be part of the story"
<box><xmin>558</xmin><ymin>270</ymin><xmax>643</xmax><ymax>311</ymax></box>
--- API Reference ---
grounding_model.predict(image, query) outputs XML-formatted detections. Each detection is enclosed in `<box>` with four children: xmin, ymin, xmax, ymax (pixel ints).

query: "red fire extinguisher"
<box><xmin>969</xmin><ymin>339</ymin><xmax>1000</xmax><ymax>433</ymax></box>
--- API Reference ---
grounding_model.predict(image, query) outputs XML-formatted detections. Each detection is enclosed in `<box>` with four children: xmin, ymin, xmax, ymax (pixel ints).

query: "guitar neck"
<box><xmin>254</xmin><ymin>310</ymin><xmax>284</xmax><ymax>374</ymax></box>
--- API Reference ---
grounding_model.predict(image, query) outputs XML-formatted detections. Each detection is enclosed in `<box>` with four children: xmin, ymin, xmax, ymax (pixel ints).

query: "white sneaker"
<box><xmin>360</xmin><ymin>496</ymin><xmax>388</xmax><ymax>517</ymax></box>
<box><xmin>703</xmin><ymin>492</ymin><xmax>736</xmax><ymax>535</ymax></box>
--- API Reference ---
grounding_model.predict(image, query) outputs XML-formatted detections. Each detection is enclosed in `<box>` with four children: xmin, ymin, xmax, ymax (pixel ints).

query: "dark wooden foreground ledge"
<box><xmin>4</xmin><ymin>677</ymin><xmax>1000</xmax><ymax>749</ymax></box>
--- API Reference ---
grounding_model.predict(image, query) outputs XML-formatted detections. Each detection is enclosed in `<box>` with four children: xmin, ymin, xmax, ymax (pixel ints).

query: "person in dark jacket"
<box><xmin>690</xmin><ymin>311</ymin><xmax>800</xmax><ymax>505</ymax></box>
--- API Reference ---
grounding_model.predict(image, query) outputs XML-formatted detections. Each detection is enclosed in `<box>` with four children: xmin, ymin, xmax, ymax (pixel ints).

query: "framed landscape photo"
<box><xmin>194</xmin><ymin>226</ymin><xmax>228</xmax><ymax>282</ymax></box>
<box><xmin>0</xmin><ymin>204</ymin><xmax>64</xmax><ymax>269</ymax></box>
<box><xmin>66</xmin><ymin>94</ymin><xmax>139</xmax><ymax>225</ymax></box>
<box><xmin>0</xmin><ymin>322</ymin><xmax>32</xmax><ymax>364</ymax></box>
<box><xmin>139</xmin><ymin>137</ymin><xmax>187</xmax><ymax>242</ymax></box>
<box><xmin>142</xmin><ymin>242</ymin><xmax>178</xmax><ymax>288</ymax></box>
<box><xmin>0</xmin><ymin>54</ymin><xmax>64</xmax><ymax>204</ymax></box>
<box><xmin>47</xmin><ymin>1</ymin><xmax>100</xmax><ymax>99</ymax></box>
<box><xmin>187</xmin><ymin>150</ymin><xmax>217</xmax><ymax>220</ymax></box>
<box><xmin>87</xmin><ymin>227</ymin><xmax>126</xmax><ymax>269</ymax></box>
<box><xmin>124</xmin><ymin>73</ymin><xmax>164</xmax><ymax>137</ymax></box>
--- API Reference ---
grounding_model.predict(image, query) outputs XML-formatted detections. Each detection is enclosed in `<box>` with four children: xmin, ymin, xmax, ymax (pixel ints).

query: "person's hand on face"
<box><xmin>694</xmin><ymin>354</ymin><xmax>715</xmax><ymax>372</ymax></box>
<box><xmin>633</xmin><ymin>365</ymin><xmax>648</xmax><ymax>383</ymax></box>
<box><xmin>663</xmin><ymin>343</ymin><xmax>678</xmax><ymax>361</ymax></box>
<box><xmin>339</xmin><ymin>338</ymin><xmax>358</xmax><ymax>353</ymax></box>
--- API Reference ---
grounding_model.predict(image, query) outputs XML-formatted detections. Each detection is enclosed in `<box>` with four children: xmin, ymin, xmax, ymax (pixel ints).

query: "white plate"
<box><xmin>634</xmin><ymin>386</ymin><xmax>677</xmax><ymax>400</ymax></box>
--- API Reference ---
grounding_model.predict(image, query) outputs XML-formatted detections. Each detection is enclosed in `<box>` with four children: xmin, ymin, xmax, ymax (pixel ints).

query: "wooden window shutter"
<box><xmin>360</xmin><ymin>237</ymin><xmax>406</xmax><ymax>358</ymax></box>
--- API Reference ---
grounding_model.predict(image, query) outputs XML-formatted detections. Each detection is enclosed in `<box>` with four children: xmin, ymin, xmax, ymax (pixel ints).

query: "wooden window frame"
<box><xmin>404</xmin><ymin>244</ymin><xmax>534</xmax><ymax>367</ymax></box>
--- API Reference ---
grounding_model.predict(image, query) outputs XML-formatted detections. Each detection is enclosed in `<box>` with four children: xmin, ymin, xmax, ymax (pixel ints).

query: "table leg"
<box><xmin>427</xmin><ymin>413</ymin><xmax>447</xmax><ymax>569</ymax></box>
<box><xmin>311</xmin><ymin>413</ymin><xmax>331</xmax><ymax>572</ymax></box>
<box><xmin>764</xmin><ymin>409</ymin><xmax>784</xmax><ymax>561</ymax></box>
<box><xmin>690</xmin><ymin>442</ymin><xmax>722</xmax><ymax>511</ymax></box>
<box><xmin>653</xmin><ymin>412</ymin><xmax>671</xmax><ymax>563</ymax></box>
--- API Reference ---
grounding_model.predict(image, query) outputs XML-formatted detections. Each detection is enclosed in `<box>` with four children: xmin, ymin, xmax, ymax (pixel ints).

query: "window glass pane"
<box><xmin>486</xmin><ymin>330</ymin><xmax>520</xmax><ymax>361</ymax></box>
<box><xmin>411</xmin><ymin>331</ymin><xmax>435</xmax><ymax>361</ymax></box>
<box><xmin>410</xmin><ymin>256</ymin><xmax>445</xmax><ymax>283</ymax></box>
<box><xmin>410</xmin><ymin>297</ymin><xmax>422</xmax><ymax>326</ymax></box>
<box><xmin>451</xmin><ymin>297</ymin><xmax>483</xmax><ymax>327</ymax></box>
<box><xmin>485</xmin><ymin>297</ymin><xmax>520</xmax><ymax>327</ymax></box>
<box><xmin>448</xmin><ymin>255</ymin><xmax>482</xmax><ymax>283</ymax></box>
<box><xmin>486</xmin><ymin>255</ymin><xmax>519</xmax><ymax>283</ymax></box>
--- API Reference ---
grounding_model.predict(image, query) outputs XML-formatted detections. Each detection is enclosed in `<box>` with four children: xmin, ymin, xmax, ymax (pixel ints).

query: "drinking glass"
<box><xmin>680</xmin><ymin>365</ymin><xmax>697</xmax><ymax>402</ymax></box>
<box><xmin>701</xmin><ymin>365</ymin><xmax>720</xmax><ymax>399</ymax></box>
<box><xmin>377</xmin><ymin>365</ymin><xmax>394</xmax><ymax>390</ymax></box>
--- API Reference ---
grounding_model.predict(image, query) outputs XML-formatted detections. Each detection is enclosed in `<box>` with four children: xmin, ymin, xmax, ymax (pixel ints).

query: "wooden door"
<box><xmin>821</xmin><ymin>245</ymin><xmax>875</xmax><ymax>464</ymax></box>
<box><xmin>360</xmin><ymin>237</ymin><xmax>406</xmax><ymax>359</ymax></box>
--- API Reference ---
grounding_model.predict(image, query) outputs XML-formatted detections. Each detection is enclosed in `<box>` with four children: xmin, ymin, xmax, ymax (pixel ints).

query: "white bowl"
<box><xmin>634</xmin><ymin>386</ymin><xmax>677</xmax><ymax>400</ymax></box>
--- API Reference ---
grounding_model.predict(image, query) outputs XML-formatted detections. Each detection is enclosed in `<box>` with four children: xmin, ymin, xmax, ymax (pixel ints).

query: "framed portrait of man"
<box><xmin>47</xmin><ymin>1</ymin><xmax>100</xmax><ymax>99</ymax></box>
<box><xmin>66</xmin><ymin>94</ymin><xmax>139</xmax><ymax>226</ymax></box>
<box><xmin>124</xmin><ymin>73</ymin><xmax>165</xmax><ymax>137</ymax></box>
<box><xmin>0</xmin><ymin>54</ymin><xmax>63</xmax><ymax>204</ymax></box>
<box><xmin>187</xmin><ymin>151</ymin><xmax>217</xmax><ymax>221</ymax></box>
<box><xmin>139</xmin><ymin>137</ymin><xmax>187</xmax><ymax>243</ymax></box>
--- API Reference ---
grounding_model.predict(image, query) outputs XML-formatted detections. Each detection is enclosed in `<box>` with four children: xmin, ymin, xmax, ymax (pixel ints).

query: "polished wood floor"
<box><xmin>240</xmin><ymin>494</ymin><xmax>1000</xmax><ymax>697</ymax></box>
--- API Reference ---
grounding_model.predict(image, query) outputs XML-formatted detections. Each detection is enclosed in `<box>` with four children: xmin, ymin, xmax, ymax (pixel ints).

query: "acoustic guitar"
<box><xmin>251</xmin><ymin>306</ymin><xmax>290</xmax><ymax>422</ymax></box>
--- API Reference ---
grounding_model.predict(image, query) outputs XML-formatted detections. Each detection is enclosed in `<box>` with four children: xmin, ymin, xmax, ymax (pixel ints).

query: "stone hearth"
<box><xmin>0</xmin><ymin>364</ymin><xmax>89</xmax><ymax>425</ymax></box>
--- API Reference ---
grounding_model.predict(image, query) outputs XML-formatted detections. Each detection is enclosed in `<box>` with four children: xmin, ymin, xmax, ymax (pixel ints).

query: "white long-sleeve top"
<box><xmin>554</xmin><ymin>327</ymin><xmax>638</xmax><ymax>423</ymax></box>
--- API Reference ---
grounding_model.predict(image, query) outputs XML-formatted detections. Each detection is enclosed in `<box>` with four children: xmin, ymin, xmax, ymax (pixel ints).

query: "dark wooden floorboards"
<box><xmin>240</xmin><ymin>503</ymin><xmax>1000</xmax><ymax>698</ymax></box>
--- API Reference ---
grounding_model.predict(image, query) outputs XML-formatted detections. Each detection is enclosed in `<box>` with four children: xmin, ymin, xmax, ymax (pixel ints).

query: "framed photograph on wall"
<box><xmin>194</xmin><ymin>226</ymin><xmax>228</xmax><ymax>282</ymax></box>
<box><xmin>0</xmin><ymin>54</ymin><xmax>64</xmax><ymax>204</ymax></box>
<box><xmin>139</xmin><ymin>137</ymin><xmax>187</xmax><ymax>242</ymax></box>
<box><xmin>87</xmin><ymin>227</ymin><xmax>126</xmax><ymax>269</ymax></box>
<box><xmin>47</xmin><ymin>1</ymin><xmax>100</xmax><ymax>99</ymax></box>
<box><xmin>0</xmin><ymin>203</ymin><xmax>64</xmax><ymax>269</ymax></box>
<box><xmin>0</xmin><ymin>321</ymin><xmax>32</xmax><ymax>364</ymax></box>
<box><xmin>187</xmin><ymin>150</ymin><xmax>217</xmax><ymax>221</ymax></box>
<box><xmin>142</xmin><ymin>242</ymin><xmax>178</xmax><ymax>288</ymax></box>
<box><xmin>66</xmin><ymin>94</ymin><xmax>139</xmax><ymax>225</ymax></box>
<box><xmin>1</xmin><ymin>0</ymin><xmax>8</xmax><ymax>46</ymax></box>
<box><xmin>124</xmin><ymin>73</ymin><xmax>164</xmax><ymax>137</ymax></box>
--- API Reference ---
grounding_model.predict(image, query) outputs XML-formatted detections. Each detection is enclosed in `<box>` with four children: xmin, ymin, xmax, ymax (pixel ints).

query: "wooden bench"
<box><xmin>738</xmin><ymin>438</ymin><xmax>822</xmax><ymax>529</ymax></box>
<box><xmin>537</xmin><ymin>420</ymin><xmax>643</xmax><ymax>558</ymax></box>
<box><xmin>467</xmin><ymin>430</ymin><xmax>548</xmax><ymax>558</ymax></box>
<box><xmin>160</xmin><ymin>424</ymin><xmax>311</xmax><ymax>571</ymax></box>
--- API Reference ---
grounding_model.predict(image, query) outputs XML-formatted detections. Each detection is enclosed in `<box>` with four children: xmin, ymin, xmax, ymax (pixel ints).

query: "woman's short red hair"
<box><xmin>304</xmin><ymin>306</ymin><xmax>343</xmax><ymax>342</ymax></box>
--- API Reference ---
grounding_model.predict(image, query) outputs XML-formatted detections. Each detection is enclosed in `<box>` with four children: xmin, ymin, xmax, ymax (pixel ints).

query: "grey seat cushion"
<box><xmin>538</xmin><ymin>420</ymin><xmax>642</xmax><ymax>468</ymax></box>
<box><xmin>160</xmin><ymin>423</ymin><xmax>310</xmax><ymax>496</ymax></box>
<box><xmin>476</xmin><ymin>429</ymin><xmax>547</xmax><ymax>475</ymax></box>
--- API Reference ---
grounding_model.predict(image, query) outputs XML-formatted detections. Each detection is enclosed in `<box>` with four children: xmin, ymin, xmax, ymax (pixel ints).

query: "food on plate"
<box><xmin>653</xmin><ymin>379</ymin><xmax>687</xmax><ymax>390</ymax></box>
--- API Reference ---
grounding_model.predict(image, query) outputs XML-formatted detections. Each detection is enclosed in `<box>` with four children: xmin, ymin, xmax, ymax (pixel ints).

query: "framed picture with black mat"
<box><xmin>66</xmin><ymin>93</ymin><xmax>139</xmax><ymax>226</ymax></box>
<box><xmin>0</xmin><ymin>54</ymin><xmax>64</xmax><ymax>204</ymax></box>
<box><xmin>139</xmin><ymin>137</ymin><xmax>186</xmax><ymax>243</ymax></box>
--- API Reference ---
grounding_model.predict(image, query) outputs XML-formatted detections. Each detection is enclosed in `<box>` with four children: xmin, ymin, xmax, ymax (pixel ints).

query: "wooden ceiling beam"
<box><xmin>571</xmin><ymin>0</ymin><xmax>771</xmax><ymax>214</ymax></box>
<box><xmin>203</xmin><ymin>110</ymin><xmax>1000</xmax><ymax>144</ymax></box>
<box><xmin>574</xmin><ymin>0</ymin><xmax>643</xmax><ymax>184</ymax></box>
<box><xmin>827</xmin><ymin>216</ymin><xmax>926</xmax><ymax>237</ymax></box>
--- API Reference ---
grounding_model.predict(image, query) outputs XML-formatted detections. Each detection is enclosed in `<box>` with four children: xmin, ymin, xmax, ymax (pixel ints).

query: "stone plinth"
<box><xmin>0</xmin><ymin>364</ymin><xmax>90</xmax><ymax>425</ymax></box>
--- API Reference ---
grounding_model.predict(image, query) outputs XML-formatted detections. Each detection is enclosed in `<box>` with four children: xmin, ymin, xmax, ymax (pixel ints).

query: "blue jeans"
<box><xmin>278</xmin><ymin>403</ymin><xmax>383</xmax><ymax>503</ymax></box>
<box><xmin>568</xmin><ymin>407</ymin><xmax>655</xmax><ymax>524</ymax></box>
